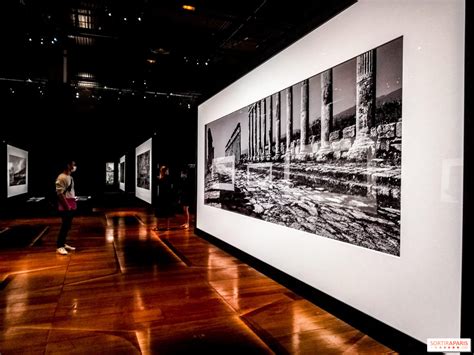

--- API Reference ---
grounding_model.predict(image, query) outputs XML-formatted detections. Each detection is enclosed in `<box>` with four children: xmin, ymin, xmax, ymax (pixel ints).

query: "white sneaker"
<box><xmin>64</xmin><ymin>244</ymin><xmax>76</xmax><ymax>251</ymax></box>
<box><xmin>57</xmin><ymin>247</ymin><xmax>68</xmax><ymax>255</ymax></box>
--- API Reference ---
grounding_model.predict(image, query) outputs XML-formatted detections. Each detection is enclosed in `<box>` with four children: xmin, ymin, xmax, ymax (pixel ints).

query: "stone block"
<box><xmin>391</xmin><ymin>188</ymin><xmax>401</xmax><ymax>200</ymax></box>
<box><xmin>370</xmin><ymin>127</ymin><xmax>377</xmax><ymax>138</ymax></box>
<box><xmin>340</xmin><ymin>138</ymin><xmax>353</xmax><ymax>151</ymax></box>
<box><xmin>396</xmin><ymin>122</ymin><xmax>402</xmax><ymax>137</ymax></box>
<box><xmin>390</xmin><ymin>143</ymin><xmax>402</xmax><ymax>152</ymax></box>
<box><xmin>329</xmin><ymin>130</ymin><xmax>341</xmax><ymax>142</ymax></box>
<box><xmin>376</xmin><ymin>139</ymin><xmax>390</xmax><ymax>151</ymax></box>
<box><xmin>331</xmin><ymin>141</ymin><xmax>341</xmax><ymax>151</ymax></box>
<box><xmin>377</xmin><ymin>123</ymin><xmax>396</xmax><ymax>139</ymax></box>
<box><xmin>311</xmin><ymin>142</ymin><xmax>320</xmax><ymax>153</ymax></box>
<box><xmin>343</xmin><ymin>125</ymin><xmax>356</xmax><ymax>138</ymax></box>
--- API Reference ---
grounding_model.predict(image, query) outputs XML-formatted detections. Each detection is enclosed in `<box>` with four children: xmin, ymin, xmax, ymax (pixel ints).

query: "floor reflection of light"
<box><xmin>5</xmin><ymin>271</ymin><xmax>31</xmax><ymax>322</ymax></box>
<box><xmin>289</xmin><ymin>302</ymin><xmax>350</xmax><ymax>351</ymax></box>
<box><xmin>138</xmin><ymin>225</ymin><xmax>148</xmax><ymax>241</ymax></box>
<box><xmin>231</xmin><ymin>278</ymin><xmax>239</xmax><ymax>310</ymax></box>
<box><xmin>106</xmin><ymin>228</ymin><xmax>114</xmax><ymax>243</ymax></box>
<box><xmin>135</xmin><ymin>329</ymin><xmax>151</xmax><ymax>355</ymax></box>
<box><xmin>292</xmin><ymin>303</ymin><xmax>317</xmax><ymax>333</ymax></box>
<box><xmin>134</xmin><ymin>289</ymin><xmax>145</xmax><ymax>311</ymax></box>
<box><xmin>117</xmin><ymin>227</ymin><xmax>125</xmax><ymax>241</ymax></box>
<box><xmin>72</xmin><ymin>298</ymin><xmax>79</xmax><ymax>315</ymax></box>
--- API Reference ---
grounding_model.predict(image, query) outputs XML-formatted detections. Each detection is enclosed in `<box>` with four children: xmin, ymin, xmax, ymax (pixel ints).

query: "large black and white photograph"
<box><xmin>8</xmin><ymin>155</ymin><xmax>26</xmax><ymax>186</ymax></box>
<box><xmin>105</xmin><ymin>162</ymin><xmax>114</xmax><ymax>185</ymax></box>
<box><xmin>135</xmin><ymin>138</ymin><xmax>152</xmax><ymax>203</ymax></box>
<box><xmin>119</xmin><ymin>161</ymin><xmax>125</xmax><ymax>183</ymax></box>
<box><xmin>6</xmin><ymin>144</ymin><xmax>29</xmax><ymax>197</ymax></box>
<box><xmin>119</xmin><ymin>155</ymin><xmax>126</xmax><ymax>191</ymax></box>
<box><xmin>136</xmin><ymin>150</ymin><xmax>150</xmax><ymax>190</ymax></box>
<box><xmin>205</xmin><ymin>37</ymin><xmax>402</xmax><ymax>256</ymax></box>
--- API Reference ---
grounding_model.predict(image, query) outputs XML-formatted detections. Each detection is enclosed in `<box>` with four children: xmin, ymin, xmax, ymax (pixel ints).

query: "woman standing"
<box><xmin>154</xmin><ymin>165</ymin><xmax>174</xmax><ymax>231</ymax></box>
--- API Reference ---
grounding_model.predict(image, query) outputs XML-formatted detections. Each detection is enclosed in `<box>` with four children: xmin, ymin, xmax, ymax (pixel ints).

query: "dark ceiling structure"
<box><xmin>1</xmin><ymin>0</ymin><xmax>356</xmax><ymax>102</ymax></box>
<box><xmin>0</xmin><ymin>0</ymin><xmax>356</xmax><ymax>193</ymax></box>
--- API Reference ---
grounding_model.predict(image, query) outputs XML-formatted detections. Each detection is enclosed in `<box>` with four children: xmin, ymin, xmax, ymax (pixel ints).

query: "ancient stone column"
<box><xmin>286</xmin><ymin>87</ymin><xmax>293</xmax><ymax>159</ymax></box>
<box><xmin>268</xmin><ymin>95</ymin><xmax>273</xmax><ymax>159</ymax></box>
<box><xmin>316</xmin><ymin>69</ymin><xmax>333</xmax><ymax>160</ymax></box>
<box><xmin>299</xmin><ymin>79</ymin><xmax>311</xmax><ymax>157</ymax></box>
<box><xmin>253</xmin><ymin>105</ymin><xmax>258</xmax><ymax>161</ymax></box>
<box><xmin>262</xmin><ymin>99</ymin><xmax>266</xmax><ymax>161</ymax></box>
<box><xmin>250</xmin><ymin>106</ymin><xmax>254</xmax><ymax>161</ymax></box>
<box><xmin>275</xmin><ymin>91</ymin><xmax>281</xmax><ymax>159</ymax></box>
<box><xmin>248</xmin><ymin>107</ymin><xmax>252</xmax><ymax>161</ymax></box>
<box><xmin>257</xmin><ymin>101</ymin><xmax>261</xmax><ymax>160</ymax></box>
<box><xmin>348</xmin><ymin>50</ymin><xmax>376</xmax><ymax>161</ymax></box>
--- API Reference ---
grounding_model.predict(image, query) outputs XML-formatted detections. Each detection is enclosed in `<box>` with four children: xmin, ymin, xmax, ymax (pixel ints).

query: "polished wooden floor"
<box><xmin>0</xmin><ymin>209</ymin><xmax>396</xmax><ymax>354</ymax></box>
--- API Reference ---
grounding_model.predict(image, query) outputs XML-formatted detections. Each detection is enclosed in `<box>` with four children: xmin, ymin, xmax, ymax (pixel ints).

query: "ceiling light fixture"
<box><xmin>182</xmin><ymin>5</ymin><xmax>196</xmax><ymax>11</ymax></box>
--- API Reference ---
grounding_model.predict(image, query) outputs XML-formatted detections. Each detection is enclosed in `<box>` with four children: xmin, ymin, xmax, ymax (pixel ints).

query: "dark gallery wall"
<box><xmin>1</xmin><ymin>82</ymin><xmax>197</xmax><ymax>200</ymax></box>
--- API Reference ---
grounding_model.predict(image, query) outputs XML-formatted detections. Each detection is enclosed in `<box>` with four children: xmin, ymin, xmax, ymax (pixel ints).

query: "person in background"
<box><xmin>177</xmin><ymin>168</ymin><xmax>191</xmax><ymax>229</ymax></box>
<box><xmin>154</xmin><ymin>165</ymin><xmax>174</xmax><ymax>231</ymax></box>
<box><xmin>55</xmin><ymin>160</ymin><xmax>78</xmax><ymax>255</ymax></box>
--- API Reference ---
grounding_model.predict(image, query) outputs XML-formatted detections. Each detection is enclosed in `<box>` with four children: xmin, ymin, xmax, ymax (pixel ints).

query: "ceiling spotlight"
<box><xmin>205</xmin><ymin>61</ymin><xmax>208</xmax><ymax>66</ymax></box>
<box><xmin>108</xmin><ymin>12</ymin><xmax>112</xmax><ymax>17</ymax></box>
<box><xmin>147</xmin><ymin>58</ymin><xmax>156</xmax><ymax>64</ymax></box>
<box><xmin>143</xmin><ymin>95</ymin><xmax>146</xmax><ymax>99</ymax></box>
<box><xmin>51</xmin><ymin>40</ymin><xmax>55</xmax><ymax>44</ymax></box>
<box><xmin>138</xmin><ymin>17</ymin><xmax>142</xmax><ymax>21</ymax></box>
<box><xmin>182</xmin><ymin>5</ymin><xmax>196</xmax><ymax>11</ymax></box>
<box><xmin>151</xmin><ymin>47</ymin><xmax>170</xmax><ymax>55</ymax></box>
<box><xmin>75</xmin><ymin>92</ymin><xmax>80</xmax><ymax>98</ymax></box>
<box><xmin>123</xmin><ymin>17</ymin><xmax>127</xmax><ymax>21</ymax></box>
<box><xmin>28</xmin><ymin>37</ymin><xmax>32</xmax><ymax>42</ymax></box>
<box><xmin>53</xmin><ymin>37</ymin><xmax>58</xmax><ymax>42</ymax></box>
<box><xmin>187</xmin><ymin>104</ymin><xmax>191</xmax><ymax>109</ymax></box>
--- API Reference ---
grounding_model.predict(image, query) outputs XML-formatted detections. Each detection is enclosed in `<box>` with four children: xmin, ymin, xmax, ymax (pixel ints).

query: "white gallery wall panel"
<box><xmin>7</xmin><ymin>144</ymin><xmax>28</xmax><ymax>198</ymax></box>
<box><xmin>197</xmin><ymin>0</ymin><xmax>464</xmax><ymax>343</ymax></box>
<box><xmin>135</xmin><ymin>138</ymin><xmax>152</xmax><ymax>203</ymax></box>
<box><xmin>119</xmin><ymin>155</ymin><xmax>126</xmax><ymax>191</ymax></box>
